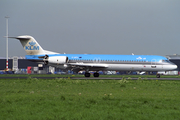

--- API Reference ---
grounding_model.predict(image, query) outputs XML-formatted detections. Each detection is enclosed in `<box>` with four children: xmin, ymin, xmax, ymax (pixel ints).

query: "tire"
<box><xmin>93</xmin><ymin>73</ymin><xmax>99</xmax><ymax>77</ymax></box>
<box><xmin>85</xmin><ymin>72</ymin><xmax>90</xmax><ymax>77</ymax></box>
<box><xmin>156</xmin><ymin>74</ymin><xmax>160</xmax><ymax>78</ymax></box>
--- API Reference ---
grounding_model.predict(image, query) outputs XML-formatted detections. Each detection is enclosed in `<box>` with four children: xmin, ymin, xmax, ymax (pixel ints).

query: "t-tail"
<box><xmin>9</xmin><ymin>35</ymin><xmax>59</xmax><ymax>55</ymax></box>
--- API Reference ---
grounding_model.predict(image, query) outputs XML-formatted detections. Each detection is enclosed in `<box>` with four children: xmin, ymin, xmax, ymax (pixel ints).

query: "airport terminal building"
<box><xmin>0</xmin><ymin>57</ymin><xmax>61</xmax><ymax>74</ymax></box>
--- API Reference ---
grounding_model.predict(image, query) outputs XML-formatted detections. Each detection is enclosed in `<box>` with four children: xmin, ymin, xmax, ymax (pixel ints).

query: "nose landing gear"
<box><xmin>156</xmin><ymin>74</ymin><xmax>160</xmax><ymax>78</ymax></box>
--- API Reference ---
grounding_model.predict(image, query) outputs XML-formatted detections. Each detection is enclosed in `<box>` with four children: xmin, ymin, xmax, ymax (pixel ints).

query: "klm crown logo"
<box><xmin>29</xmin><ymin>41</ymin><xmax>36</xmax><ymax>46</ymax></box>
<box><xmin>25</xmin><ymin>41</ymin><xmax>39</xmax><ymax>50</ymax></box>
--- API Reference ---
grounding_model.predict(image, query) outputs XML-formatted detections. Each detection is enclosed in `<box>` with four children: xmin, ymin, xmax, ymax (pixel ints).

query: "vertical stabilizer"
<box><xmin>9</xmin><ymin>35</ymin><xmax>59</xmax><ymax>55</ymax></box>
<box><xmin>10</xmin><ymin>35</ymin><xmax>45</xmax><ymax>55</ymax></box>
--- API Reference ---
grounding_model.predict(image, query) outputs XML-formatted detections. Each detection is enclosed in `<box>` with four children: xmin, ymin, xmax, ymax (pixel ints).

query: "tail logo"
<box><xmin>25</xmin><ymin>41</ymin><xmax>39</xmax><ymax>50</ymax></box>
<box><xmin>29</xmin><ymin>41</ymin><xmax>36</xmax><ymax>46</ymax></box>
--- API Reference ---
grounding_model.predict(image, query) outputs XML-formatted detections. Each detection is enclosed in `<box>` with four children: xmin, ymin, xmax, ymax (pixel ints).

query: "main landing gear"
<box><xmin>84</xmin><ymin>72</ymin><xmax>99</xmax><ymax>77</ymax></box>
<box><xmin>84</xmin><ymin>72</ymin><xmax>91</xmax><ymax>77</ymax></box>
<box><xmin>93</xmin><ymin>72</ymin><xmax>99</xmax><ymax>77</ymax></box>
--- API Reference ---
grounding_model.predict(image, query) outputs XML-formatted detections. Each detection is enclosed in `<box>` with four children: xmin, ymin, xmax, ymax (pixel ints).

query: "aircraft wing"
<box><xmin>69</xmin><ymin>63</ymin><xmax>108</xmax><ymax>69</ymax></box>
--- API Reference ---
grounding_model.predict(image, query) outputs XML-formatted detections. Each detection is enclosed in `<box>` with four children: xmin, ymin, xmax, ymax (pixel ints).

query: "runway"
<box><xmin>1</xmin><ymin>76</ymin><xmax>180</xmax><ymax>80</ymax></box>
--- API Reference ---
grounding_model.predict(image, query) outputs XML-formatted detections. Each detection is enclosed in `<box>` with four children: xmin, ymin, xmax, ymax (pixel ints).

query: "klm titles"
<box><xmin>25</xmin><ymin>46</ymin><xmax>39</xmax><ymax>50</ymax></box>
<box><xmin>25</xmin><ymin>41</ymin><xmax>39</xmax><ymax>50</ymax></box>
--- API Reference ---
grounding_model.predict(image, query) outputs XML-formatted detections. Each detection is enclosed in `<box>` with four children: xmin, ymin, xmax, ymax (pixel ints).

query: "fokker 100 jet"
<box><xmin>10</xmin><ymin>35</ymin><xmax>177</xmax><ymax>78</ymax></box>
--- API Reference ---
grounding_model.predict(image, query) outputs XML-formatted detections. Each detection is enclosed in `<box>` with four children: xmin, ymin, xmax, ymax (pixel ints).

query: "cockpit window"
<box><xmin>162</xmin><ymin>60</ymin><xmax>171</xmax><ymax>63</ymax></box>
<box><xmin>159</xmin><ymin>60</ymin><xmax>171</xmax><ymax>63</ymax></box>
<box><xmin>165</xmin><ymin>60</ymin><xmax>171</xmax><ymax>63</ymax></box>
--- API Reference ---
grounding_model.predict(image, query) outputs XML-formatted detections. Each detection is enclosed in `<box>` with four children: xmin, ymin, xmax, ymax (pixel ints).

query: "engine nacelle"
<box><xmin>44</xmin><ymin>56</ymin><xmax>68</xmax><ymax>65</ymax></box>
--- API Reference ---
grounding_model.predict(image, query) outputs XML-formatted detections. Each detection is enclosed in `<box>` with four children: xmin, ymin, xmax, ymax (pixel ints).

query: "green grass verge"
<box><xmin>0</xmin><ymin>78</ymin><xmax>180</xmax><ymax>119</ymax></box>
<box><xmin>0</xmin><ymin>74</ymin><xmax>180</xmax><ymax>78</ymax></box>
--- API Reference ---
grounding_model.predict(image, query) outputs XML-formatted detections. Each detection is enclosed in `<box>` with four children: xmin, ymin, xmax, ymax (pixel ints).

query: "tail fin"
<box><xmin>9</xmin><ymin>35</ymin><xmax>59</xmax><ymax>55</ymax></box>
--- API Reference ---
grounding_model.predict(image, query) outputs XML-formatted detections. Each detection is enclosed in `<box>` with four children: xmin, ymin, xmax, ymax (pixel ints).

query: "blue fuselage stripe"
<box><xmin>25</xmin><ymin>54</ymin><xmax>168</xmax><ymax>62</ymax></box>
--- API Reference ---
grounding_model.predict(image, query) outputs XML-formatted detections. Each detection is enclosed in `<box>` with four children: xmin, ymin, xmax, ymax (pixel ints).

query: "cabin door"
<box><xmin>151</xmin><ymin>59</ymin><xmax>156</xmax><ymax>68</ymax></box>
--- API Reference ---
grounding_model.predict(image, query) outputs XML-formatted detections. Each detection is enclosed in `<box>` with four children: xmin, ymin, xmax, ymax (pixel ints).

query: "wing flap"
<box><xmin>69</xmin><ymin>63</ymin><xmax>108</xmax><ymax>68</ymax></box>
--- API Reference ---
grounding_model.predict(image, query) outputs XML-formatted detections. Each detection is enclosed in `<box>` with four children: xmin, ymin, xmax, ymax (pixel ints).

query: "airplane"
<box><xmin>9</xmin><ymin>35</ymin><xmax>177</xmax><ymax>78</ymax></box>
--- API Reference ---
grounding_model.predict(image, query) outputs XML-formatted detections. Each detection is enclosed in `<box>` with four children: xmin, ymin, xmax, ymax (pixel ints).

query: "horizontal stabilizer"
<box><xmin>8</xmin><ymin>36</ymin><xmax>31</xmax><ymax>40</ymax></box>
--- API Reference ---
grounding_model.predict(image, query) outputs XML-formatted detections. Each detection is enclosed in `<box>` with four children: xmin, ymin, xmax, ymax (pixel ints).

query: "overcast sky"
<box><xmin>0</xmin><ymin>0</ymin><xmax>180</xmax><ymax>57</ymax></box>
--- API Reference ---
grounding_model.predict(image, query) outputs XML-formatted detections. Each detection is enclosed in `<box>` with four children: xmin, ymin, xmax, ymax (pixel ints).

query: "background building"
<box><xmin>0</xmin><ymin>58</ymin><xmax>38</xmax><ymax>70</ymax></box>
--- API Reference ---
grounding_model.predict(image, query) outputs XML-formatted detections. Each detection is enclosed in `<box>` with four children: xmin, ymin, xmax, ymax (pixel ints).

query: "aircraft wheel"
<box><xmin>93</xmin><ymin>73</ymin><xmax>99</xmax><ymax>77</ymax></box>
<box><xmin>156</xmin><ymin>74</ymin><xmax>160</xmax><ymax>78</ymax></box>
<box><xmin>85</xmin><ymin>72</ymin><xmax>90</xmax><ymax>77</ymax></box>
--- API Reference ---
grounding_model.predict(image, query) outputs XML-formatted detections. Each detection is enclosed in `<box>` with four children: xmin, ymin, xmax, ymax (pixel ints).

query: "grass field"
<box><xmin>1</xmin><ymin>74</ymin><xmax>180</xmax><ymax>78</ymax></box>
<box><xmin>0</xmin><ymin>76</ymin><xmax>180</xmax><ymax>119</ymax></box>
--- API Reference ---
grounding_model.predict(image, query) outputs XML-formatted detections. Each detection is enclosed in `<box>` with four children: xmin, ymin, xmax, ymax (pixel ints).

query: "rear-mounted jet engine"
<box><xmin>43</xmin><ymin>55</ymin><xmax>68</xmax><ymax>65</ymax></box>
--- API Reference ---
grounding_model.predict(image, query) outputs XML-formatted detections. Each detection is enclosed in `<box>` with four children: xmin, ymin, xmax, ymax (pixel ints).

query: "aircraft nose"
<box><xmin>171</xmin><ymin>64</ymin><xmax>178</xmax><ymax>70</ymax></box>
<box><xmin>164</xmin><ymin>64</ymin><xmax>177</xmax><ymax>70</ymax></box>
<box><xmin>173</xmin><ymin>65</ymin><xmax>178</xmax><ymax>69</ymax></box>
